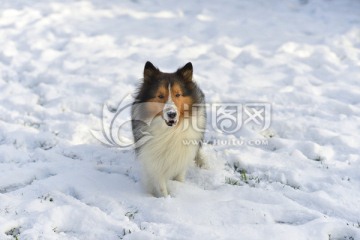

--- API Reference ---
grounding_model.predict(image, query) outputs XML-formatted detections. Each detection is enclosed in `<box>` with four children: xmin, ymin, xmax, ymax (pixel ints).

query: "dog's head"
<box><xmin>138</xmin><ymin>61</ymin><xmax>195</xmax><ymax>127</ymax></box>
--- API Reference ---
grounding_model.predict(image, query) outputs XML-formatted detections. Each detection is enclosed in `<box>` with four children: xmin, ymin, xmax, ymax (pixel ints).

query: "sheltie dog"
<box><xmin>131</xmin><ymin>61</ymin><xmax>206</xmax><ymax>197</ymax></box>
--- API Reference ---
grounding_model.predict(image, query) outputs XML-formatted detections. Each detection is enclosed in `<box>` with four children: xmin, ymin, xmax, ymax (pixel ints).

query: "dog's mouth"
<box><xmin>165</xmin><ymin>119</ymin><xmax>177</xmax><ymax>127</ymax></box>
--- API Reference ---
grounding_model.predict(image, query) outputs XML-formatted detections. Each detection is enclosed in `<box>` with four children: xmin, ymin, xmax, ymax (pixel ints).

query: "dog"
<box><xmin>131</xmin><ymin>61</ymin><xmax>206</xmax><ymax>197</ymax></box>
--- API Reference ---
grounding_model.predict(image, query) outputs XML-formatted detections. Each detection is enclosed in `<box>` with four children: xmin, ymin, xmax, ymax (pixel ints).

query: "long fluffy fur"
<box><xmin>131</xmin><ymin>62</ymin><xmax>206</xmax><ymax>197</ymax></box>
<box><xmin>138</xmin><ymin>115</ymin><xmax>205</xmax><ymax>197</ymax></box>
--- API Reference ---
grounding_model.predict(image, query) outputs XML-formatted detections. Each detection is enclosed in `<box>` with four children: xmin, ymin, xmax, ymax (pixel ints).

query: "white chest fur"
<box><xmin>137</xmin><ymin>115</ymin><xmax>204</xmax><ymax>197</ymax></box>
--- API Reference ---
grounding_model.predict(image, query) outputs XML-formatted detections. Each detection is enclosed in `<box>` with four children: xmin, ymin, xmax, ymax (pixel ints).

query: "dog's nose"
<box><xmin>167</xmin><ymin>111</ymin><xmax>177</xmax><ymax>119</ymax></box>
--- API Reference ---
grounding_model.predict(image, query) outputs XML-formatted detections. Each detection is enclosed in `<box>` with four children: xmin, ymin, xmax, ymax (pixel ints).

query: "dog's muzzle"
<box><xmin>163</xmin><ymin>103</ymin><xmax>178</xmax><ymax>127</ymax></box>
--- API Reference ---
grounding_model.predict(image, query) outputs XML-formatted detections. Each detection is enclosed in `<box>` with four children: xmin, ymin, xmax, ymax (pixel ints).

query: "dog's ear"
<box><xmin>144</xmin><ymin>61</ymin><xmax>159</xmax><ymax>81</ymax></box>
<box><xmin>177</xmin><ymin>62</ymin><xmax>193</xmax><ymax>82</ymax></box>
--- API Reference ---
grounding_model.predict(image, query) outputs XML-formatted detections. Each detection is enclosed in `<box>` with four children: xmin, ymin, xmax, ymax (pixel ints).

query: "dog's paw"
<box><xmin>198</xmin><ymin>161</ymin><xmax>210</xmax><ymax>169</ymax></box>
<box><xmin>195</xmin><ymin>156</ymin><xmax>209</xmax><ymax>169</ymax></box>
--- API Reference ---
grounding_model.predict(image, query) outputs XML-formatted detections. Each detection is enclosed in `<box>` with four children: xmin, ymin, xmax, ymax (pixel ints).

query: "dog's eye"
<box><xmin>175</xmin><ymin>93</ymin><xmax>181</xmax><ymax>98</ymax></box>
<box><xmin>158</xmin><ymin>95</ymin><xmax>164</xmax><ymax>99</ymax></box>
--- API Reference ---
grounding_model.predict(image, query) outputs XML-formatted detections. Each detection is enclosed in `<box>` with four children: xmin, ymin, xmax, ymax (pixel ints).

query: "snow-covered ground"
<box><xmin>1</xmin><ymin>0</ymin><xmax>360</xmax><ymax>239</ymax></box>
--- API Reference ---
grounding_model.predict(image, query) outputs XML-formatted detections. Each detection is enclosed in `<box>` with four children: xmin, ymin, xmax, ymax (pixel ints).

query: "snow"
<box><xmin>1</xmin><ymin>0</ymin><xmax>360</xmax><ymax>239</ymax></box>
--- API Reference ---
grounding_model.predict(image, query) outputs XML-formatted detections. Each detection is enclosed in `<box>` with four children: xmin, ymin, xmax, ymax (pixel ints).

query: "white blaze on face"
<box><xmin>163</xmin><ymin>83</ymin><xmax>179</xmax><ymax>126</ymax></box>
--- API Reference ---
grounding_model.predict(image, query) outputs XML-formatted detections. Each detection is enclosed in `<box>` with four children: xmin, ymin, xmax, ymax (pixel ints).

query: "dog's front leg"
<box><xmin>157</xmin><ymin>178</ymin><xmax>169</xmax><ymax>197</ymax></box>
<box><xmin>195</xmin><ymin>149</ymin><xmax>207</xmax><ymax>168</ymax></box>
<box><xmin>174</xmin><ymin>171</ymin><xmax>186</xmax><ymax>182</ymax></box>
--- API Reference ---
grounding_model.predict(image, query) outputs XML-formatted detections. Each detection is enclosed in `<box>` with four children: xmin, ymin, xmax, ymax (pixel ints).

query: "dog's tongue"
<box><xmin>166</xmin><ymin>120</ymin><xmax>176</xmax><ymax>126</ymax></box>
